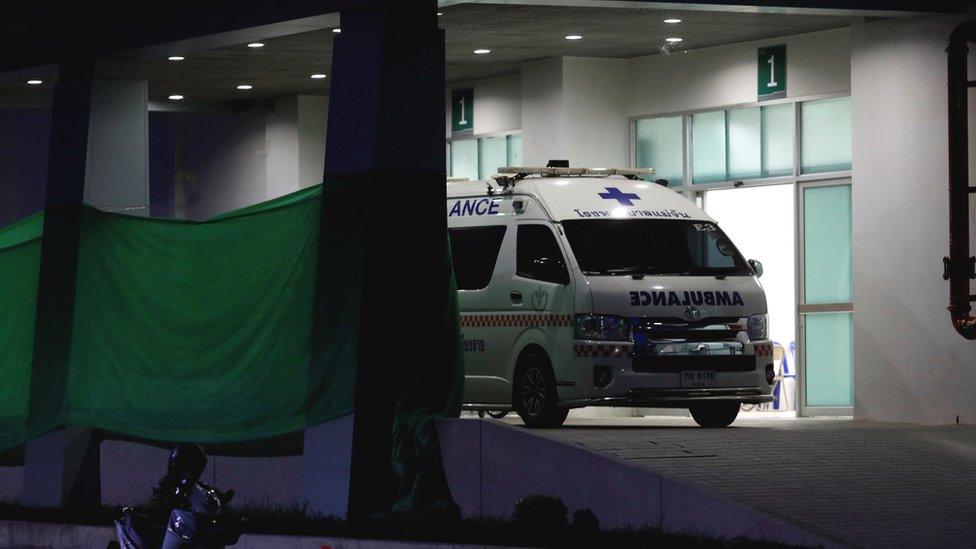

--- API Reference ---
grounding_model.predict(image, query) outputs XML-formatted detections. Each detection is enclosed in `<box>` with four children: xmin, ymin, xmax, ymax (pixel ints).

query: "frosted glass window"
<box><xmin>479</xmin><ymin>136</ymin><xmax>507</xmax><ymax>179</ymax></box>
<box><xmin>450</xmin><ymin>138</ymin><xmax>479</xmax><ymax>181</ymax></box>
<box><xmin>804</xmin><ymin>184</ymin><xmax>852</xmax><ymax>303</ymax></box>
<box><xmin>801</xmin><ymin>97</ymin><xmax>852</xmax><ymax>174</ymax></box>
<box><xmin>762</xmin><ymin>103</ymin><xmax>794</xmax><ymax>177</ymax></box>
<box><xmin>727</xmin><ymin>108</ymin><xmax>761</xmax><ymax>180</ymax></box>
<box><xmin>506</xmin><ymin>134</ymin><xmax>523</xmax><ymax>167</ymax></box>
<box><xmin>693</xmin><ymin>111</ymin><xmax>727</xmax><ymax>184</ymax></box>
<box><xmin>635</xmin><ymin>116</ymin><xmax>683</xmax><ymax>186</ymax></box>
<box><xmin>805</xmin><ymin>312</ymin><xmax>853</xmax><ymax>406</ymax></box>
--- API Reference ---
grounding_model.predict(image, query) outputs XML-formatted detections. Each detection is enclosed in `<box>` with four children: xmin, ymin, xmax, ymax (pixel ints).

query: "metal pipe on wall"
<box><xmin>945</xmin><ymin>20</ymin><xmax>976</xmax><ymax>340</ymax></box>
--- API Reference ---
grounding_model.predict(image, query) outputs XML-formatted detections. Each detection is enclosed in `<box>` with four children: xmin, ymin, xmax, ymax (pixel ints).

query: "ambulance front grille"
<box><xmin>632</xmin><ymin>317</ymin><xmax>744</xmax><ymax>343</ymax></box>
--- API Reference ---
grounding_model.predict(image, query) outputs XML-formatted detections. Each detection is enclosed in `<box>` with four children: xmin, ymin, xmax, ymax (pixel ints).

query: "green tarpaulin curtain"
<box><xmin>0</xmin><ymin>186</ymin><xmax>463</xmax><ymax>509</ymax></box>
<box><xmin>0</xmin><ymin>212</ymin><xmax>42</xmax><ymax>450</ymax></box>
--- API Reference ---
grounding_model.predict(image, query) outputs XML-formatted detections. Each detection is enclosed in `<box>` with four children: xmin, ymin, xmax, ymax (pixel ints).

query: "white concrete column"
<box><xmin>83</xmin><ymin>78</ymin><xmax>149</xmax><ymax>216</ymax></box>
<box><xmin>521</xmin><ymin>57</ymin><xmax>629</xmax><ymax>169</ymax></box>
<box><xmin>23</xmin><ymin>428</ymin><xmax>100</xmax><ymax>507</ymax></box>
<box><xmin>299</xmin><ymin>413</ymin><xmax>354</xmax><ymax>516</ymax></box>
<box><xmin>298</xmin><ymin>95</ymin><xmax>328</xmax><ymax>189</ymax></box>
<box><xmin>850</xmin><ymin>14</ymin><xmax>976</xmax><ymax>425</ymax></box>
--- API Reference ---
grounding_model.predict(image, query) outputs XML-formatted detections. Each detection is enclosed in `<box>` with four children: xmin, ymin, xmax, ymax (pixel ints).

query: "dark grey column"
<box><xmin>22</xmin><ymin>59</ymin><xmax>148</xmax><ymax>507</ymax></box>
<box><xmin>304</xmin><ymin>0</ymin><xmax>447</xmax><ymax>521</ymax></box>
<box><xmin>23</xmin><ymin>59</ymin><xmax>97</xmax><ymax>507</ymax></box>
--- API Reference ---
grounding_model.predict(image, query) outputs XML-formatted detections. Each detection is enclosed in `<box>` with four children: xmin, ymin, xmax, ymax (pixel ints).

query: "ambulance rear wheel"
<box><xmin>513</xmin><ymin>352</ymin><xmax>568</xmax><ymax>428</ymax></box>
<box><xmin>689</xmin><ymin>401</ymin><xmax>740</xmax><ymax>428</ymax></box>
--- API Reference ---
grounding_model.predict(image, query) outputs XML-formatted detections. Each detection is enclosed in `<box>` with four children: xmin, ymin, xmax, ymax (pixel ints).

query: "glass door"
<box><xmin>704</xmin><ymin>184</ymin><xmax>797</xmax><ymax>413</ymax></box>
<box><xmin>798</xmin><ymin>180</ymin><xmax>853</xmax><ymax>415</ymax></box>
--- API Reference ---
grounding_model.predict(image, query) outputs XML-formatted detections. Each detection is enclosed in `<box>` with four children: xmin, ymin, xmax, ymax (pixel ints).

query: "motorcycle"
<box><xmin>110</xmin><ymin>443</ymin><xmax>245</xmax><ymax>549</ymax></box>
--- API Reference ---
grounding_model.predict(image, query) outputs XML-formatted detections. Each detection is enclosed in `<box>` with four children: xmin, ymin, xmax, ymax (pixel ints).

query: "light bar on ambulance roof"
<box><xmin>497</xmin><ymin>167</ymin><xmax>656</xmax><ymax>178</ymax></box>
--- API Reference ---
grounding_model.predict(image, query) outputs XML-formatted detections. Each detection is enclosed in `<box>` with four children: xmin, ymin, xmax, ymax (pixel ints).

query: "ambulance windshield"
<box><xmin>562</xmin><ymin>219</ymin><xmax>752</xmax><ymax>277</ymax></box>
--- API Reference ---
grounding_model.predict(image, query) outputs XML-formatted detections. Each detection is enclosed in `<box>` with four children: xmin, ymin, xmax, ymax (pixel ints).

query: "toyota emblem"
<box><xmin>684</xmin><ymin>306</ymin><xmax>701</xmax><ymax>321</ymax></box>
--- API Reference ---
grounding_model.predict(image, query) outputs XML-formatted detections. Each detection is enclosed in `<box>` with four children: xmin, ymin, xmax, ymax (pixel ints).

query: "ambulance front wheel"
<box><xmin>689</xmin><ymin>401</ymin><xmax>740</xmax><ymax>428</ymax></box>
<box><xmin>513</xmin><ymin>350</ymin><xmax>568</xmax><ymax>428</ymax></box>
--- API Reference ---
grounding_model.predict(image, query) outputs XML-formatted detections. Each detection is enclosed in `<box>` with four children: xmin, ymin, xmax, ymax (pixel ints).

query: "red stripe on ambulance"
<box><xmin>459</xmin><ymin>314</ymin><xmax>572</xmax><ymax>328</ymax></box>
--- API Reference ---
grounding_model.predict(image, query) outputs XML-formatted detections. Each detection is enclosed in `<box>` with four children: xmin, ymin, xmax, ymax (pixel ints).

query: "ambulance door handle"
<box><xmin>510</xmin><ymin>291</ymin><xmax>523</xmax><ymax>305</ymax></box>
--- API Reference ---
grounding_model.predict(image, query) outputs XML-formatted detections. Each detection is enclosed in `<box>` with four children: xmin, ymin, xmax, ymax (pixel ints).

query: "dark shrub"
<box><xmin>569</xmin><ymin>508</ymin><xmax>600</xmax><ymax>541</ymax></box>
<box><xmin>513</xmin><ymin>494</ymin><xmax>569</xmax><ymax>545</ymax></box>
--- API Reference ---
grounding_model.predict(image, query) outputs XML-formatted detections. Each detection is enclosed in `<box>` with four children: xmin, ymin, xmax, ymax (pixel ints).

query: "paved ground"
<box><xmin>507</xmin><ymin>415</ymin><xmax>976</xmax><ymax>549</ymax></box>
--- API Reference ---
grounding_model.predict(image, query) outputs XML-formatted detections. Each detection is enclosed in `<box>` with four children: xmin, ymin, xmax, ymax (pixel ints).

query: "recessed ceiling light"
<box><xmin>664</xmin><ymin>18</ymin><xmax>682</xmax><ymax>24</ymax></box>
<box><xmin>236</xmin><ymin>84</ymin><xmax>253</xmax><ymax>90</ymax></box>
<box><xmin>167</xmin><ymin>56</ymin><xmax>185</xmax><ymax>61</ymax></box>
<box><xmin>247</xmin><ymin>42</ymin><xmax>265</xmax><ymax>48</ymax></box>
<box><xmin>665</xmin><ymin>37</ymin><xmax>683</xmax><ymax>43</ymax></box>
<box><xmin>565</xmin><ymin>35</ymin><xmax>583</xmax><ymax>40</ymax></box>
<box><xmin>26</xmin><ymin>79</ymin><xmax>43</xmax><ymax>85</ymax></box>
<box><xmin>332</xmin><ymin>28</ymin><xmax>341</xmax><ymax>33</ymax></box>
<box><xmin>310</xmin><ymin>73</ymin><xmax>327</xmax><ymax>79</ymax></box>
<box><xmin>168</xmin><ymin>94</ymin><xmax>184</xmax><ymax>101</ymax></box>
<box><xmin>473</xmin><ymin>49</ymin><xmax>491</xmax><ymax>54</ymax></box>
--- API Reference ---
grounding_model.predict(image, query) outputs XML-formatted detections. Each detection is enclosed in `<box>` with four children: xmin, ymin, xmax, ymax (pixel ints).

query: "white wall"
<box><xmin>446</xmin><ymin>74</ymin><xmax>522</xmax><ymax>138</ymax></box>
<box><xmin>445</xmin><ymin>27</ymin><xmax>851</xmax><ymax>169</ymax></box>
<box><xmin>0</xmin><ymin>108</ymin><xmax>50</xmax><ymax>226</ymax></box>
<box><xmin>627</xmin><ymin>27</ymin><xmax>850</xmax><ymax>117</ymax></box>
<box><xmin>186</xmin><ymin>108</ymin><xmax>268</xmax><ymax>220</ymax></box>
<box><xmin>445</xmin><ymin>57</ymin><xmax>629</xmax><ymax>169</ymax></box>
<box><xmin>266</xmin><ymin>96</ymin><xmax>301</xmax><ymax>199</ymax></box>
<box><xmin>188</xmin><ymin>94</ymin><xmax>328</xmax><ymax>219</ymax></box>
<box><xmin>851</xmin><ymin>14</ymin><xmax>976</xmax><ymax>425</ymax></box>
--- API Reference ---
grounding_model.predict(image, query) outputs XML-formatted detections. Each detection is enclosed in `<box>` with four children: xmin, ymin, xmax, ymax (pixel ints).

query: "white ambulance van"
<box><xmin>447</xmin><ymin>166</ymin><xmax>774</xmax><ymax>428</ymax></box>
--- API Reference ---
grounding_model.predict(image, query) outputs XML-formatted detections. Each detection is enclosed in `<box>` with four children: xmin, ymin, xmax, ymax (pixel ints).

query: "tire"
<box><xmin>513</xmin><ymin>350</ymin><xmax>569</xmax><ymax>428</ymax></box>
<box><xmin>487</xmin><ymin>410</ymin><xmax>509</xmax><ymax>419</ymax></box>
<box><xmin>689</xmin><ymin>401</ymin><xmax>740</xmax><ymax>428</ymax></box>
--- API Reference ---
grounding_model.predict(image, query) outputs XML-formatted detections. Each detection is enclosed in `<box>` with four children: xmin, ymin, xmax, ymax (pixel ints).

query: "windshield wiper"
<box><xmin>594</xmin><ymin>267</ymin><xmax>694</xmax><ymax>276</ymax></box>
<box><xmin>581</xmin><ymin>267</ymin><xmax>644</xmax><ymax>276</ymax></box>
<box><xmin>602</xmin><ymin>267</ymin><xmax>642</xmax><ymax>275</ymax></box>
<box><xmin>710</xmin><ymin>266</ymin><xmax>751</xmax><ymax>279</ymax></box>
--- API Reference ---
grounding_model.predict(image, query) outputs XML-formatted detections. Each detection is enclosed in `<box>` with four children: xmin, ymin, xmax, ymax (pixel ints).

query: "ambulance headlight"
<box><xmin>574</xmin><ymin>314</ymin><xmax>632</xmax><ymax>342</ymax></box>
<box><xmin>747</xmin><ymin>314</ymin><xmax>768</xmax><ymax>341</ymax></box>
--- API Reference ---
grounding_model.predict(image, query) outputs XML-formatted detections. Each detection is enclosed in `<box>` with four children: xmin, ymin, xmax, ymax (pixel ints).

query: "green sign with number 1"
<box><xmin>452</xmin><ymin>88</ymin><xmax>474</xmax><ymax>134</ymax></box>
<box><xmin>758</xmin><ymin>45</ymin><xmax>786</xmax><ymax>100</ymax></box>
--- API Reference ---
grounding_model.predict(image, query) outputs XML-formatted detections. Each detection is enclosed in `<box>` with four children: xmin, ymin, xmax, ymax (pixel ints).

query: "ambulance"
<box><xmin>447</xmin><ymin>166</ymin><xmax>775</xmax><ymax>428</ymax></box>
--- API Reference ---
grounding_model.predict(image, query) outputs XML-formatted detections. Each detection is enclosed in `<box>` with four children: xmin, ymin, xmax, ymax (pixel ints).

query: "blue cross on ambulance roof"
<box><xmin>598</xmin><ymin>187</ymin><xmax>640</xmax><ymax>206</ymax></box>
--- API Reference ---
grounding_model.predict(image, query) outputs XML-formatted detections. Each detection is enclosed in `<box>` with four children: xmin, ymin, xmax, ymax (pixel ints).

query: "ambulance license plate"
<box><xmin>681</xmin><ymin>371</ymin><xmax>716</xmax><ymax>388</ymax></box>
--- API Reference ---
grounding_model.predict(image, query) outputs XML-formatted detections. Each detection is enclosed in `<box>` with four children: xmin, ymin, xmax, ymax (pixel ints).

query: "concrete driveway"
<box><xmin>519</xmin><ymin>415</ymin><xmax>976</xmax><ymax>548</ymax></box>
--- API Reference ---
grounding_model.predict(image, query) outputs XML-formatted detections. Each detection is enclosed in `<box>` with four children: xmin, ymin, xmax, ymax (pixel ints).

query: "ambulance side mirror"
<box><xmin>748</xmin><ymin>259</ymin><xmax>764</xmax><ymax>278</ymax></box>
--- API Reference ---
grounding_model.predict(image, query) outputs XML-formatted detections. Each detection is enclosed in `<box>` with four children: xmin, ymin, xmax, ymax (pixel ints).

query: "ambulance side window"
<box><xmin>449</xmin><ymin>226</ymin><xmax>507</xmax><ymax>290</ymax></box>
<box><xmin>517</xmin><ymin>225</ymin><xmax>569</xmax><ymax>285</ymax></box>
